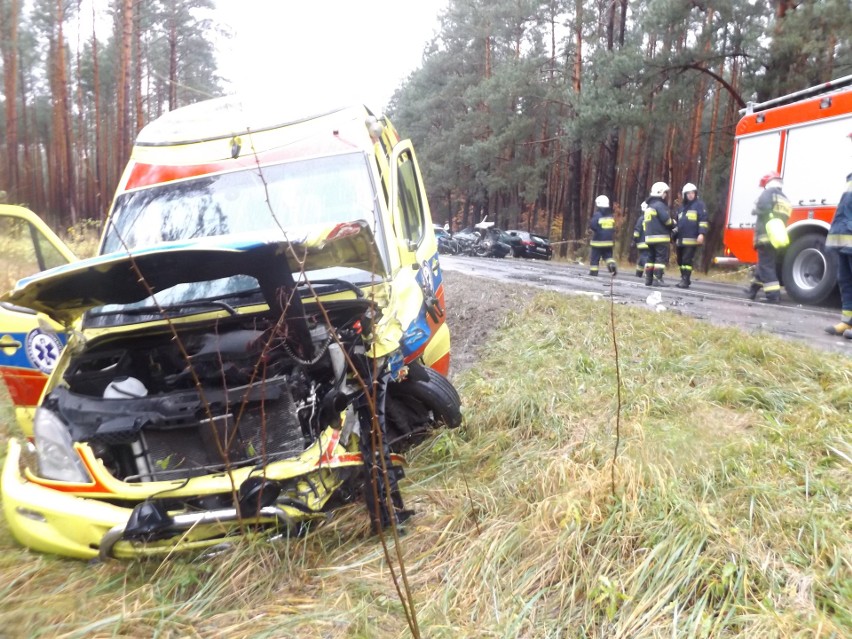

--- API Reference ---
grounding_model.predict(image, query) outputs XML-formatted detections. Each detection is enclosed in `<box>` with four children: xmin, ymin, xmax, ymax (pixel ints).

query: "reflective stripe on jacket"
<box><xmin>633</xmin><ymin>213</ymin><xmax>648</xmax><ymax>250</ymax></box>
<box><xmin>826</xmin><ymin>175</ymin><xmax>852</xmax><ymax>254</ymax></box>
<box><xmin>589</xmin><ymin>207</ymin><xmax>615</xmax><ymax>247</ymax></box>
<box><xmin>643</xmin><ymin>197</ymin><xmax>673</xmax><ymax>244</ymax></box>
<box><xmin>752</xmin><ymin>186</ymin><xmax>792</xmax><ymax>246</ymax></box>
<box><xmin>676</xmin><ymin>198</ymin><xmax>709</xmax><ymax>246</ymax></box>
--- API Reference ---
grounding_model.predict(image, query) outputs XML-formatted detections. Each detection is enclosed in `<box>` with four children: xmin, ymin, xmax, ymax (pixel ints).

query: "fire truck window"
<box><xmin>783</xmin><ymin>118</ymin><xmax>850</xmax><ymax>207</ymax></box>
<box><xmin>728</xmin><ymin>132</ymin><xmax>782</xmax><ymax>228</ymax></box>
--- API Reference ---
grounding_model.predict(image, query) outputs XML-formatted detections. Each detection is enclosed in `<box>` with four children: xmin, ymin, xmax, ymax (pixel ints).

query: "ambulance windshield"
<box><xmin>102</xmin><ymin>152</ymin><xmax>382</xmax><ymax>256</ymax></box>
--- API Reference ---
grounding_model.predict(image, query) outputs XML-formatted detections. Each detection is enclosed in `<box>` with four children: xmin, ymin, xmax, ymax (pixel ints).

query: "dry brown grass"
<box><xmin>0</xmin><ymin>290</ymin><xmax>849</xmax><ymax>638</ymax></box>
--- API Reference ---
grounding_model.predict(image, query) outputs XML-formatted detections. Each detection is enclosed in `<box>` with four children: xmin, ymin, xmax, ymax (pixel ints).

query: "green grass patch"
<box><xmin>0</xmin><ymin>292</ymin><xmax>849</xmax><ymax>637</ymax></box>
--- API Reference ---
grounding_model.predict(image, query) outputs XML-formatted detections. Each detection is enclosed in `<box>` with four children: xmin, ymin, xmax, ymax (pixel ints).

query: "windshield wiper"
<box><xmin>87</xmin><ymin>288</ymin><xmax>266</xmax><ymax>318</ymax></box>
<box><xmin>298</xmin><ymin>278</ymin><xmax>369</xmax><ymax>299</ymax></box>
<box><xmin>88</xmin><ymin>300</ymin><xmax>238</xmax><ymax>318</ymax></box>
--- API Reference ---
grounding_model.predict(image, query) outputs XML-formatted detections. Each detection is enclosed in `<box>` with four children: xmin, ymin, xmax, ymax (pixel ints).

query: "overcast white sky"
<box><xmin>211</xmin><ymin>0</ymin><xmax>449</xmax><ymax>112</ymax></box>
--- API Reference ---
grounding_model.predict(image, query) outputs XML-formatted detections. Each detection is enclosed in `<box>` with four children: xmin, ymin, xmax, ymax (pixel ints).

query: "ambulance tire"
<box><xmin>781</xmin><ymin>232</ymin><xmax>838</xmax><ymax>305</ymax></box>
<box><xmin>398</xmin><ymin>363</ymin><xmax>462</xmax><ymax>428</ymax></box>
<box><xmin>385</xmin><ymin>364</ymin><xmax>462</xmax><ymax>452</ymax></box>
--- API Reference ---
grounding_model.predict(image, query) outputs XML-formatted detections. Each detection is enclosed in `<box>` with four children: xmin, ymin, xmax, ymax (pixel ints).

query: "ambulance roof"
<box><xmin>135</xmin><ymin>97</ymin><xmax>373</xmax><ymax>147</ymax></box>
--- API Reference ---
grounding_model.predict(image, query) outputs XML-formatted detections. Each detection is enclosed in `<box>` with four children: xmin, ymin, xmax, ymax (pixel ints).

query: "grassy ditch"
<box><xmin>0</xmin><ymin>291</ymin><xmax>849</xmax><ymax>638</ymax></box>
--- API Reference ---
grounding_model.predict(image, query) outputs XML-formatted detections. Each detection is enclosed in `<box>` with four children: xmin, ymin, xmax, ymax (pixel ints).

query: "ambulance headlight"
<box><xmin>33</xmin><ymin>408</ymin><xmax>90</xmax><ymax>483</ymax></box>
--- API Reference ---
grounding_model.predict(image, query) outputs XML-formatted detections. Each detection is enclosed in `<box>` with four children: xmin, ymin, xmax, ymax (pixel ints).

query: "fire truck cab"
<box><xmin>723</xmin><ymin>75</ymin><xmax>852</xmax><ymax>305</ymax></box>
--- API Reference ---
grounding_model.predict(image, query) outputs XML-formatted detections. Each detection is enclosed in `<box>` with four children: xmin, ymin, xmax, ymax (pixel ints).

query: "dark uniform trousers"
<box><xmin>676</xmin><ymin>245</ymin><xmax>698</xmax><ymax>279</ymax></box>
<box><xmin>645</xmin><ymin>243</ymin><xmax>670</xmax><ymax>280</ymax></box>
<box><xmin>590</xmin><ymin>246</ymin><xmax>615</xmax><ymax>273</ymax></box>
<box><xmin>750</xmin><ymin>244</ymin><xmax>782</xmax><ymax>301</ymax></box>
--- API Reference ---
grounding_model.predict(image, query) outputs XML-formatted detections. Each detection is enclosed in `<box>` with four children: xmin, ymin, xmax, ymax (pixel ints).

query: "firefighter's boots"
<box><xmin>745</xmin><ymin>282</ymin><xmax>761</xmax><ymax>300</ymax></box>
<box><xmin>825</xmin><ymin>321</ymin><xmax>852</xmax><ymax>337</ymax></box>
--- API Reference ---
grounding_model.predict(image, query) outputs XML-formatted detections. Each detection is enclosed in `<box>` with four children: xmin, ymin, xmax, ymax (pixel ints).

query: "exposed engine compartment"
<box><xmin>43</xmin><ymin>302</ymin><xmax>371</xmax><ymax>482</ymax></box>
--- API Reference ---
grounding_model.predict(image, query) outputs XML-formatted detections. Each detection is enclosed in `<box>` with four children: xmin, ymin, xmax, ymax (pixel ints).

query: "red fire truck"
<box><xmin>722</xmin><ymin>75</ymin><xmax>852</xmax><ymax>304</ymax></box>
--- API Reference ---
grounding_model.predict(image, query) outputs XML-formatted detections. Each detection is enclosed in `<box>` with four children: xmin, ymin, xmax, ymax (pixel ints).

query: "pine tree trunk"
<box><xmin>169</xmin><ymin>4</ymin><xmax>178</xmax><ymax>110</ymax></box>
<box><xmin>57</xmin><ymin>1</ymin><xmax>77</xmax><ymax>224</ymax></box>
<box><xmin>92</xmin><ymin>2</ymin><xmax>104</xmax><ymax>219</ymax></box>
<box><xmin>75</xmin><ymin>0</ymin><xmax>89</xmax><ymax>221</ymax></box>
<box><xmin>685</xmin><ymin>8</ymin><xmax>714</xmax><ymax>184</ymax></box>
<box><xmin>117</xmin><ymin>0</ymin><xmax>134</xmax><ymax>167</ymax></box>
<box><xmin>46</xmin><ymin>0</ymin><xmax>76</xmax><ymax>224</ymax></box>
<box><xmin>2</xmin><ymin>0</ymin><xmax>20</xmax><ymax>197</ymax></box>
<box><xmin>18</xmin><ymin>61</ymin><xmax>37</xmax><ymax>211</ymax></box>
<box><xmin>134</xmin><ymin>8</ymin><xmax>144</xmax><ymax>134</ymax></box>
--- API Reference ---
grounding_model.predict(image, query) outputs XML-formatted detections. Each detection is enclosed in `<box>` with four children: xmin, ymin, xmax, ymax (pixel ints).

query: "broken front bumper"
<box><xmin>1</xmin><ymin>437</ymin><xmax>350</xmax><ymax>560</ymax></box>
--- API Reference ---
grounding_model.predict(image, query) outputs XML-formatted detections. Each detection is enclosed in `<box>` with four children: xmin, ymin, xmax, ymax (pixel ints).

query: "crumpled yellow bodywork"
<box><xmin>2</xmin><ymin>427</ymin><xmax>382</xmax><ymax>560</ymax></box>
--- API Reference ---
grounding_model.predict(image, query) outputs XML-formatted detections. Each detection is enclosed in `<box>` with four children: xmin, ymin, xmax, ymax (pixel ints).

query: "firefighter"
<box><xmin>824</xmin><ymin>132</ymin><xmax>852</xmax><ymax>338</ymax></box>
<box><xmin>588</xmin><ymin>194</ymin><xmax>617</xmax><ymax>276</ymax></box>
<box><xmin>674</xmin><ymin>183</ymin><xmax>709</xmax><ymax>288</ymax></box>
<box><xmin>746</xmin><ymin>171</ymin><xmax>792</xmax><ymax>303</ymax></box>
<box><xmin>643</xmin><ymin>182</ymin><xmax>674</xmax><ymax>286</ymax></box>
<box><xmin>634</xmin><ymin>201</ymin><xmax>650</xmax><ymax>277</ymax></box>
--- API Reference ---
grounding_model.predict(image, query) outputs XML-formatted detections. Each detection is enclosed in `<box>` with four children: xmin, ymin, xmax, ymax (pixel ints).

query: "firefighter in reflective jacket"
<box><xmin>674</xmin><ymin>183</ymin><xmax>709</xmax><ymax>289</ymax></box>
<box><xmin>747</xmin><ymin>171</ymin><xmax>792</xmax><ymax>303</ymax></box>
<box><xmin>589</xmin><ymin>194</ymin><xmax>617</xmax><ymax>276</ymax></box>
<box><xmin>643</xmin><ymin>182</ymin><xmax>674</xmax><ymax>287</ymax></box>
<box><xmin>634</xmin><ymin>202</ymin><xmax>650</xmax><ymax>277</ymax></box>
<box><xmin>825</xmin><ymin>135</ymin><xmax>852</xmax><ymax>338</ymax></box>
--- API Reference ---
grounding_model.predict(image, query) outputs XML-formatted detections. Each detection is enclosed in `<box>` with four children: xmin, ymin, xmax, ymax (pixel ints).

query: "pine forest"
<box><xmin>0</xmin><ymin>0</ymin><xmax>220</xmax><ymax>230</ymax></box>
<box><xmin>1</xmin><ymin>0</ymin><xmax>852</xmax><ymax>266</ymax></box>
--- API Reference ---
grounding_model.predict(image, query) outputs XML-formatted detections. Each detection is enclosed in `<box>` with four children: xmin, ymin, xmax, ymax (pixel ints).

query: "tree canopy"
<box><xmin>0</xmin><ymin>0</ymin><xmax>222</xmax><ymax>227</ymax></box>
<box><xmin>389</xmin><ymin>0</ymin><xmax>852</xmax><ymax>264</ymax></box>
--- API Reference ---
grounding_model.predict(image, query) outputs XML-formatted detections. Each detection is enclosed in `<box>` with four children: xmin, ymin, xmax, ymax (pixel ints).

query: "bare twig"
<box><xmin>460</xmin><ymin>466</ymin><xmax>482</xmax><ymax>536</ymax></box>
<box><xmin>608</xmin><ymin>272</ymin><xmax>623</xmax><ymax>496</ymax></box>
<box><xmin>245</xmin><ymin>131</ymin><xmax>421</xmax><ymax>637</ymax></box>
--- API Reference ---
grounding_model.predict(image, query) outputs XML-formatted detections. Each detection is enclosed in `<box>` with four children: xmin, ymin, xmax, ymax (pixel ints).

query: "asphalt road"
<box><xmin>440</xmin><ymin>254</ymin><xmax>852</xmax><ymax>357</ymax></box>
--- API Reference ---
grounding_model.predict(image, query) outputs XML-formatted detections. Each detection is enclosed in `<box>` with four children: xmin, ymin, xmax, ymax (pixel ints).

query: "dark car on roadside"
<box><xmin>454</xmin><ymin>224</ymin><xmax>512</xmax><ymax>258</ymax></box>
<box><xmin>494</xmin><ymin>229</ymin><xmax>524</xmax><ymax>256</ymax></box>
<box><xmin>507</xmin><ymin>230</ymin><xmax>553</xmax><ymax>260</ymax></box>
<box><xmin>433</xmin><ymin>224</ymin><xmax>460</xmax><ymax>254</ymax></box>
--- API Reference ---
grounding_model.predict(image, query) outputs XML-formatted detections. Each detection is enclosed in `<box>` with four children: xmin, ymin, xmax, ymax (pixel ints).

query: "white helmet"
<box><xmin>650</xmin><ymin>182</ymin><xmax>670</xmax><ymax>197</ymax></box>
<box><xmin>682</xmin><ymin>182</ymin><xmax>697</xmax><ymax>195</ymax></box>
<box><xmin>595</xmin><ymin>195</ymin><xmax>610</xmax><ymax>208</ymax></box>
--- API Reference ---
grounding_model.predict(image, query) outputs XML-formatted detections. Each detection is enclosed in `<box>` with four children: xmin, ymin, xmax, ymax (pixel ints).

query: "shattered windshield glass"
<box><xmin>103</xmin><ymin>152</ymin><xmax>383</xmax><ymax>257</ymax></box>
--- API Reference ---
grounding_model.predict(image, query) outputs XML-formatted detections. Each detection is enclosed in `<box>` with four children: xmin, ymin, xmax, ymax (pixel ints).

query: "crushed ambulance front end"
<box><xmin>0</xmin><ymin>227</ymin><xmax>413</xmax><ymax>560</ymax></box>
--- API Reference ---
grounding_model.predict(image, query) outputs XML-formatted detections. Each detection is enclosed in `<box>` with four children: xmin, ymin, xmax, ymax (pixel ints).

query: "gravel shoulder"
<box><xmin>441</xmin><ymin>269</ymin><xmax>531</xmax><ymax>379</ymax></box>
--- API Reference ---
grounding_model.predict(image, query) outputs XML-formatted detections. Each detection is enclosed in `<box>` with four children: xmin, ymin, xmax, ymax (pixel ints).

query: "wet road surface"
<box><xmin>440</xmin><ymin>255</ymin><xmax>852</xmax><ymax>357</ymax></box>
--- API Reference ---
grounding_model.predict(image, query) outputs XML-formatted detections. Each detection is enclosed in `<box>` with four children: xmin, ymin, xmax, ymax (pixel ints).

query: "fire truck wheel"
<box><xmin>781</xmin><ymin>232</ymin><xmax>838</xmax><ymax>305</ymax></box>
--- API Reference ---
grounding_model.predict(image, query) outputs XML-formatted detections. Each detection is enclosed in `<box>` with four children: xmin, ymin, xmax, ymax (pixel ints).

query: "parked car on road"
<box><xmin>434</xmin><ymin>224</ymin><xmax>460</xmax><ymax>255</ymax></box>
<box><xmin>494</xmin><ymin>228</ymin><xmax>524</xmax><ymax>256</ymax></box>
<box><xmin>507</xmin><ymin>230</ymin><xmax>554</xmax><ymax>260</ymax></box>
